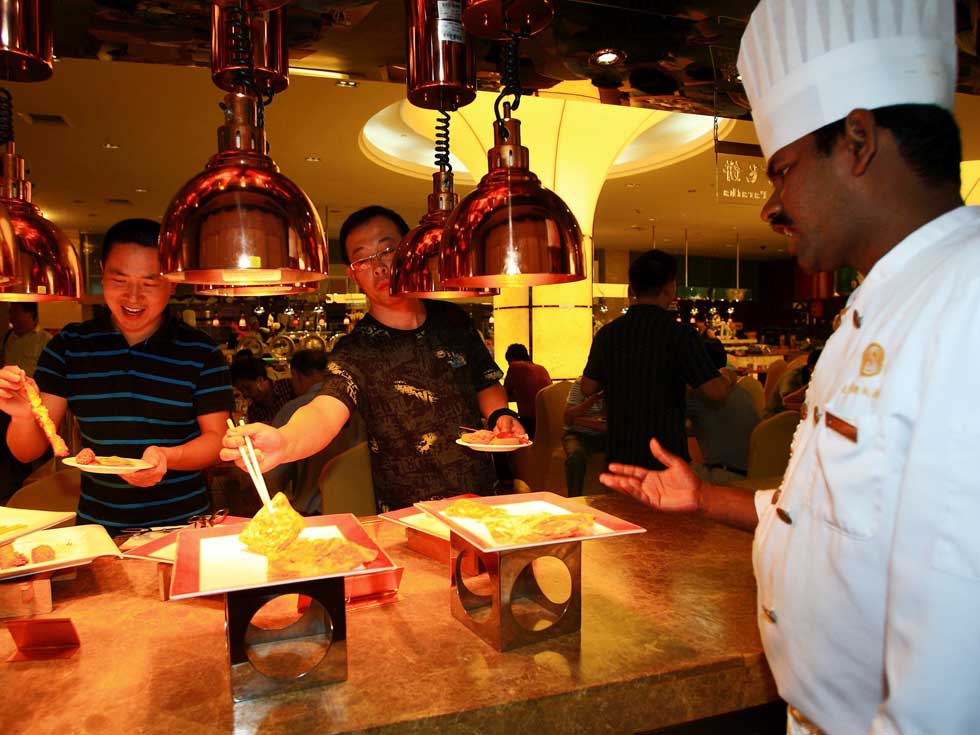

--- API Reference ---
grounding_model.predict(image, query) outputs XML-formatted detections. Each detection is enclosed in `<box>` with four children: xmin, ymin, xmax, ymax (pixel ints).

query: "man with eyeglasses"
<box><xmin>222</xmin><ymin>205</ymin><xmax>524</xmax><ymax>512</ymax></box>
<box><xmin>0</xmin><ymin>218</ymin><xmax>233</xmax><ymax>531</ymax></box>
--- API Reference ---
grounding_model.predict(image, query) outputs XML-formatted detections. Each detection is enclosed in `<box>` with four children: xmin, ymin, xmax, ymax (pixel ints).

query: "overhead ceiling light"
<box><xmin>336</xmin><ymin>80</ymin><xmax>359</xmax><ymax>88</ymax></box>
<box><xmin>625</xmin><ymin>182</ymin><xmax>638</xmax><ymax>189</ymax></box>
<box><xmin>304</xmin><ymin>155</ymin><xmax>321</xmax><ymax>162</ymax></box>
<box><xmin>0</xmin><ymin>0</ymin><xmax>53</xmax><ymax>82</ymax></box>
<box><xmin>102</xmin><ymin>142</ymin><xmax>120</xmax><ymax>150</ymax></box>
<box><xmin>135</xmin><ymin>187</ymin><xmax>148</xmax><ymax>193</ymax></box>
<box><xmin>159</xmin><ymin>3</ymin><xmax>327</xmax><ymax>288</ymax></box>
<box><xmin>590</xmin><ymin>48</ymin><xmax>626</xmax><ymax>66</ymax></box>
<box><xmin>0</xmin><ymin>88</ymin><xmax>81</xmax><ymax>301</ymax></box>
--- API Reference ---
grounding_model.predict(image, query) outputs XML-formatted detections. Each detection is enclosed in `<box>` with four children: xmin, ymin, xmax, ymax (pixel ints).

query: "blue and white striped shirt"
<box><xmin>36</xmin><ymin>313</ymin><xmax>233</xmax><ymax>529</ymax></box>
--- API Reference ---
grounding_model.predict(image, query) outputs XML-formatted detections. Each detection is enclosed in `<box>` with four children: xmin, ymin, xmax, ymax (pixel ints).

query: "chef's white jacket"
<box><xmin>753</xmin><ymin>206</ymin><xmax>980</xmax><ymax>734</ymax></box>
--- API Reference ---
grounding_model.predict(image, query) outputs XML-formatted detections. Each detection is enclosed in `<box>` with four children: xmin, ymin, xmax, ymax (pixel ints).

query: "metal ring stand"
<box><xmin>450</xmin><ymin>532</ymin><xmax>582</xmax><ymax>651</ymax></box>
<box><xmin>226</xmin><ymin>576</ymin><xmax>348</xmax><ymax>702</ymax></box>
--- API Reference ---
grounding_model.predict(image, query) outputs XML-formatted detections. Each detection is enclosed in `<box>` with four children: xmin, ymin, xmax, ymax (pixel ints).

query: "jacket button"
<box><xmin>853</xmin><ymin>309</ymin><xmax>862</xmax><ymax>328</ymax></box>
<box><xmin>777</xmin><ymin>507</ymin><xmax>792</xmax><ymax>524</ymax></box>
<box><xmin>801</xmin><ymin>404</ymin><xmax>807</xmax><ymax>420</ymax></box>
<box><xmin>813</xmin><ymin>406</ymin><xmax>821</xmax><ymax>424</ymax></box>
<box><xmin>763</xmin><ymin>606</ymin><xmax>778</xmax><ymax>623</ymax></box>
<box><xmin>771</xmin><ymin>489</ymin><xmax>781</xmax><ymax>505</ymax></box>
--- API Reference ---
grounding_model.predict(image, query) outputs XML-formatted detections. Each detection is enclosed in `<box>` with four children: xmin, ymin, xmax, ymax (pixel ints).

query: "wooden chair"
<box><xmin>737</xmin><ymin>375</ymin><xmax>766</xmax><ymax>416</ymax></box>
<box><xmin>7</xmin><ymin>468</ymin><xmax>81</xmax><ymax>516</ymax></box>
<box><xmin>746</xmin><ymin>410</ymin><xmax>801</xmax><ymax>481</ymax></box>
<box><xmin>762</xmin><ymin>358</ymin><xmax>788</xmax><ymax>404</ymax></box>
<box><xmin>318</xmin><ymin>441</ymin><xmax>376</xmax><ymax>517</ymax></box>
<box><xmin>511</xmin><ymin>380</ymin><xmax>573</xmax><ymax>494</ymax></box>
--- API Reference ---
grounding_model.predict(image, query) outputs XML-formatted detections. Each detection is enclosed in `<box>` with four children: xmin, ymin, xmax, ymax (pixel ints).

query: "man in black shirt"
<box><xmin>582</xmin><ymin>250</ymin><xmax>734</xmax><ymax>470</ymax></box>
<box><xmin>222</xmin><ymin>206</ymin><xmax>523</xmax><ymax>512</ymax></box>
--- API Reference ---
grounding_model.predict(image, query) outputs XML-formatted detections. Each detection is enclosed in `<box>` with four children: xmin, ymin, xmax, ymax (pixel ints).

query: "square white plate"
<box><xmin>0</xmin><ymin>506</ymin><xmax>76</xmax><ymax>546</ymax></box>
<box><xmin>0</xmin><ymin>524</ymin><xmax>122</xmax><ymax>581</ymax></box>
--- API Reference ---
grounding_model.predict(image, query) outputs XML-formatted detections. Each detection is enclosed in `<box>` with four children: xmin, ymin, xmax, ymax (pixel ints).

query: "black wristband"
<box><xmin>487</xmin><ymin>407</ymin><xmax>520</xmax><ymax>430</ymax></box>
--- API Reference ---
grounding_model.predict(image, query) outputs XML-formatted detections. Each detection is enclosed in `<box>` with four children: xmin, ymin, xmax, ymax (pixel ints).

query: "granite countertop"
<box><xmin>0</xmin><ymin>493</ymin><xmax>776</xmax><ymax>735</ymax></box>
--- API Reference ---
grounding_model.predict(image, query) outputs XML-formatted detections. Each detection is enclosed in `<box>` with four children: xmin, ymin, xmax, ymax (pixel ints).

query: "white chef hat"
<box><xmin>737</xmin><ymin>0</ymin><xmax>957</xmax><ymax>159</ymax></box>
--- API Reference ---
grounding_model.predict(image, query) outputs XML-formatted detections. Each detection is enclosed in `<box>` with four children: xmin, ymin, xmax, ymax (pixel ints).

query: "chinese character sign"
<box><xmin>716</xmin><ymin>153</ymin><xmax>771</xmax><ymax>206</ymax></box>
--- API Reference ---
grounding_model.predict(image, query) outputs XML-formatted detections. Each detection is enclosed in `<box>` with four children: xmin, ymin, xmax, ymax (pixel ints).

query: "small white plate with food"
<box><xmin>456</xmin><ymin>429</ymin><xmax>532</xmax><ymax>453</ymax></box>
<box><xmin>63</xmin><ymin>449</ymin><xmax>153</xmax><ymax>474</ymax></box>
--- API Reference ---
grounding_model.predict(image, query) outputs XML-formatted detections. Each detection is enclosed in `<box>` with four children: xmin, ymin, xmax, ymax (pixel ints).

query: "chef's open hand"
<box><xmin>600</xmin><ymin>438</ymin><xmax>701</xmax><ymax>513</ymax></box>
<box><xmin>124</xmin><ymin>445</ymin><xmax>169</xmax><ymax>487</ymax></box>
<box><xmin>492</xmin><ymin>414</ymin><xmax>526</xmax><ymax>437</ymax></box>
<box><xmin>0</xmin><ymin>365</ymin><xmax>31</xmax><ymax>418</ymax></box>
<box><xmin>220</xmin><ymin>422</ymin><xmax>285</xmax><ymax>472</ymax></box>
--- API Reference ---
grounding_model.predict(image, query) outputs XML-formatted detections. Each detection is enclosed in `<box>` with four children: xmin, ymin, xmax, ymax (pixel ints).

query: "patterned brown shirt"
<box><xmin>319</xmin><ymin>300</ymin><xmax>502</xmax><ymax>511</ymax></box>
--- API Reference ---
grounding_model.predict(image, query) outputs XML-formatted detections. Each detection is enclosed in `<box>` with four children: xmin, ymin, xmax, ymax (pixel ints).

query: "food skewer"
<box><xmin>226</xmin><ymin>418</ymin><xmax>273</xmax><ymax>512</ymax></box>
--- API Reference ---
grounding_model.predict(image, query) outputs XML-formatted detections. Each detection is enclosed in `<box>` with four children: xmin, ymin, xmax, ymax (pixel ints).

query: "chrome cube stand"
<box><xmin>450</xmin><ymin>531</ymin><xmax>581</xmax><ymax>651</ymax></box>
<box><xmin>226</xmin><ymin>576</ymin><xmax>347</xmax><ymax>702</ymax></box>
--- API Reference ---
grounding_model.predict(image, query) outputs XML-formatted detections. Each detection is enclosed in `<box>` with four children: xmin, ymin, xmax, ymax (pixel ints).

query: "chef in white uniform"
<box><xmin>600</xmin><ymin>1</ymin><xmax>980</xmax><ymax>733</ymax></box>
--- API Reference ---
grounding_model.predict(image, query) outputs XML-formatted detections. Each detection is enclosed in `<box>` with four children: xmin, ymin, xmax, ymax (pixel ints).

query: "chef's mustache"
<box><xmin>769</xmin><ymin>212</ymin><xmax>794</xmax><ymax>228</ymax></box>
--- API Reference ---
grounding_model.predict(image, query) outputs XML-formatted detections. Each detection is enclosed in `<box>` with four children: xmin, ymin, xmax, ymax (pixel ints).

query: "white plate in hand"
<box><xmin>455</xmin><ymin>438</ymin><xmax>533</xmax><ymax>453</ymax></box>
<box><xmin>63</xmin><ymin>457</ymin><xmax>153</xmax><ymax>474</ymax></box>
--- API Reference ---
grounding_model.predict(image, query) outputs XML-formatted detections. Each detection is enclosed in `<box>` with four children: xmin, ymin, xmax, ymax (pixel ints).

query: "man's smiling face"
<box><xmin>101</xmin><ymin>242</ymin><xmax>174</xmax><ymax>344</ymax></box>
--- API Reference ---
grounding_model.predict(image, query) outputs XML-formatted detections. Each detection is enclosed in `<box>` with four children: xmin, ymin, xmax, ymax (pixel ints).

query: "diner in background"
<box><xmin>265</xmin><ymin>348</ymin><xmax>366</xmax><ymax>515</ymax></box>
<box><xmin>3</xmin><ymin>303</ymin><xmax>50</xmax><ymax>377</ymax></box>
<box><xmin>221</xmin><ymin>205</ymin><xmax>524</xmax><ymax>513</ymax></box>
<box><xmin>762</xmin><ymin>348</ymin><xmax>821</xmax><ymax>418</ymax></box>
<box><xmin>686</xmin><ymin>340</ymin><xmax>760</xmax><ymax>483</ymax></box>
<box><xmin>561</xmin><ymin>377</ymin><xmax>607</xmax><ymax>497</ymax></box>
<box><xmin>581</xmin><ymin>249</ymin><xmax>735</xmax><ymax>470</ymax></box>
<box><xmin>230</xmin><ymin>355</ymin><xmax>296</xmax><ymax>425</ymax></box>
<box><xmin>0</xmin><ymin>218</ymin><xmax>233</xmax><ymax>530</ymax></box>
<box><xmin>601</xmin><ymin>1</ymin><xmax>980</xmax><ymax>732</ymax></box>
<box><xmin>503</xmin><ymin>342</ymin><xmax>552</xmax><ymax>439</ymax></box>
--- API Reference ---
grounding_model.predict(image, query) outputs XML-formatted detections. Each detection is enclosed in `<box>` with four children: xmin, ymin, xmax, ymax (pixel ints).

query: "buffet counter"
<box><xmin>0</xmin><ymin>494</ymin><xmax>777</xmax><ymax>735</ymax></box>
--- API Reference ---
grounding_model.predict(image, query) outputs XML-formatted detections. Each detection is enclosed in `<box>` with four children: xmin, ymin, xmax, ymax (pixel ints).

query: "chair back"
<box><xmin>512</xmin><ymin>380</ymin><xmax>572</xmax><ymax>492</ymax></box>
<box><xmin>747</xmin><ymin>410</ymin><xmax>801</xmax><ymax>479</ymax></box>
<box><xmin>318</xmin><ymin>441</ymin><xmax>376</xmax><ymax>517</ymax></box>
<box><xmin>737</xmin><ymin>375</ymin><xmax>765</xmax><ymax>416</ymax></box>
<box><xmin>762</xmin><ymin>359</ymin><xmax>788</xmax><ymax>403</ymax></box>
<box><xmin>7</xmin><ymin>468</ymin><xmax>81</xmax><ymax>516</ymax></box>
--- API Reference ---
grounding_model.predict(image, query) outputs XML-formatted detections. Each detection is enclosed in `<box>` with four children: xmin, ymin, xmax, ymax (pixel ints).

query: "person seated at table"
<box><xmin>763</xmin><ymin>349</ymin><xmax>822</xmax><ymax>418</ymax></box>
<box><xmin>230</xmin><ymin>355</ymin><xmax>295</xmax><ymax>425</ymax></box>
<box><xmin>503</xmin><ymin>343</ymin><xmax>551</xmax><ymax>440</ymax></box>
<box><xmin>687</xmin><ymin>340</ymin><xmax>761</xmax><ymax>483</ymax></box>
<box><xmin>562</xmin><ymin>377</ymin><xmax>607</xmax><ymax>497</ymax></box>
<box><xmin>265</xmin><ymin>349</ymin><xmax>365</xmax><ymax>515</ymax></box>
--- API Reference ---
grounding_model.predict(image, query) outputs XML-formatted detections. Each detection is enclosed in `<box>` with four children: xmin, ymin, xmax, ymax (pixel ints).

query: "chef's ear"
<box><xmin>843</xmin><ymin>109</ymin><xmax>877</xmax><ymax>176</ymax></box>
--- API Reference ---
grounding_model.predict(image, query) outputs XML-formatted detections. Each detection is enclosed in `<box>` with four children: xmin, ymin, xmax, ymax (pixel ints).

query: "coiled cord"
<box><xmin>0</xmin><ymin>88</ymin><xmax>13</xmax><ymax>147</ymax></box>
<box><xmin>493</xmin><ymin>35</ymin><xmax>523</xmax><ymax>141</ymax></box>
<box><xmin>434</xmin><ymin>109</ymin><xmax>452</xmax><ymax>172</ymax></box>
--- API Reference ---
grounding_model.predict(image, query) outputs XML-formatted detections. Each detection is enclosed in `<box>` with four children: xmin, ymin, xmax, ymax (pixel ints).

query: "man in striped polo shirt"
<box><xmin>0</xmin><ymin>219</ymin><xmax>233</xmax><ymax>531</ymax></box>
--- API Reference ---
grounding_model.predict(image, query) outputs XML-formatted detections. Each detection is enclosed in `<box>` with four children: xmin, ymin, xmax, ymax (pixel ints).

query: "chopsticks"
<box><xmin>459</xmin><ymin>425</ymin><xmax>482</xmax><ymax>433</ymax></box>
<box><xmin>227</xmin><ymin>418</ymin><xmax>273</xmax><ymax>512</ymax></box>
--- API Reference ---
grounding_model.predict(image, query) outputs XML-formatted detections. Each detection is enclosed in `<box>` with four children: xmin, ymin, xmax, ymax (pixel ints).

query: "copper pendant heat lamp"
<box><xmin>440</xmin><ymin>5</ymin><xmax>583</xmax><ymax>288</ymax></box>
<box><xmin>0</xmin><ymin>0</ymin><xmax>53</xmax><ymax>82</ymax></box>
<box><xmin>159</xmin><ymin>3</ymin><xmax>327</xmax><ymax>289</ymax></box>
<box><xmin>0</xmin><ymin>89</ymin><xmax>81</xmax><ymax>301</ymax></box>
<box><xmin>440</xmin><ymin>102</ymin><xmax>584</xmax><ymax>288</ymax></box>
<box><xmin>405</xmin><ymin>0</ymin><xmax>476</xmax><ymax>111</ymax></box>
<box><xmin>390</xmin><ymin>165</ymin><xmax>499</xmax><ymax>299</ymax></box>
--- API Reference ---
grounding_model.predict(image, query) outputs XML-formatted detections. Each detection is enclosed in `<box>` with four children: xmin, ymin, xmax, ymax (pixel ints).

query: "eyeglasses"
<box><xmin>349</xmin><ymin>246</ymin><xmax>397</xmax><ymax>274</ymax></box>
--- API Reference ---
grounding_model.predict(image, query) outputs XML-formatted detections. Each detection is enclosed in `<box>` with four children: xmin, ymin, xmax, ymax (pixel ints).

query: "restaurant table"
<box><xmin>726</xmin><ymin>354</ymin><xmax>786</xmax><ymax>371</ymax></box>
<box><xmin>0</xmin><ymin>494</ymin><xmax>777</xmax><ymax>735</ymax></box>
